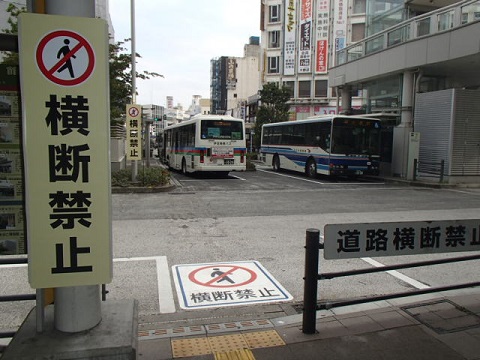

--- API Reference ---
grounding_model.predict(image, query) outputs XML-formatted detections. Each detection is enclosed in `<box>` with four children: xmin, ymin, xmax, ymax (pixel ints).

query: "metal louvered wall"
<box><xmin>414</xmin><ymin>89</ymin><xmax>480</xmax><ymax>178</ymax></box>
<box><xmin>452</xmin><ymin>90</ymin><xmax>480</xmax><ymax>175</ymax></box>
<box><xmin>414</xmin><ymin>90</ymin><xmax>453</xmax><ymax>176</ymax></box>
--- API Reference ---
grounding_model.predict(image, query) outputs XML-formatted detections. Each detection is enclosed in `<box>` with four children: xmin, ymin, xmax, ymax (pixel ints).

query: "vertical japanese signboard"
<box><xmin>0</xmin><ymin>65</ymin><xmax>25</xmax><ymax>256</ymax></box>
<box><xmin>126</xmin><ymin>104</ymin><xmax>142</xmax><ymax>160</ymax></box>
<box><xmin>18</xmin><ymin>13</ymin><xmax>112</xmax><ymax>288</ymax></box>
<box><xmin>226</xmin><ymin>58</ymin><xmax>237</xmax><ymax>90</ymax></box>
<box><xmin>283</xmin><ymin>0</ymin><xmax>296</xmax><ymax>76</ymax></box>
<box><xmin>298</xmin><ymin>0</ymin><xmax>312</xmax><ymax>73</ymax></box>
<box><xmin>316</xmin><ymin>0</ymin><xmax>329</xmax><ymax>73</ymax></box>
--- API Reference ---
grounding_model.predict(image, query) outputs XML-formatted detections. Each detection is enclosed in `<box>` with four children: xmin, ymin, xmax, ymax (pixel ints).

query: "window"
<box><xmin>200</xmin><ymin>120</ymin><xmax>243</xmax><ymax>140</ymax></box>
<box><xmin>269</xmin><ymin>4</ymin><xmax>281</xmax><ymax>22</ymax></box>
<box><xmin>268</xmin><ymin>31</ymin><xmax>280</xmax><ymax>48</ymax></box>
<box><xmin>267</xmin><ymin>56</ymin><xmax>280</xmax><ymax>74</ymax></box>
<box><xmin>315</xmin><ymin>80</ymin><xmax>328</xmax><ymax>98</ymax></box>
<box><xmin>352</xmin><ymin>23</ymin><xmax>366</xmax><ymax>42</ymax></box>
<box><xmin>353</xmin><ymin>0</ymin><xmax>366</xmax><ymax>14</ymax></box>
<box><xmin>283</xmin><ymin>81</ymin><xmax>295</xmax><ymax>97</ymax></box>
<box><xmin>298</xmin><ymin>81</ymin><xmax>311</xmax><ymax>98</ymax></box>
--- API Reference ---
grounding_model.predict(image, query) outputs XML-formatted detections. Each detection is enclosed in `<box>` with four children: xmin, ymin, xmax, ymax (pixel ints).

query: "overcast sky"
<box><xmin>109</xmin><ymin>0</ymin><xmax>260</xmax><ymax>109</ymax></box>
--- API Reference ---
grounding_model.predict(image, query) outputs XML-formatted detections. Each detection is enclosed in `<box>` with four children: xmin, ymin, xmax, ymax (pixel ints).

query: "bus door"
<box><xmin>173</xmin><ymin>130</ymin><xmax>180</xmax><ymax>168</ymax></box>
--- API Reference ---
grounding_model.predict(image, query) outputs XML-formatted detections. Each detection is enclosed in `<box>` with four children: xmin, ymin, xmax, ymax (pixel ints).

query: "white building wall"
<box><xmin>227</xmin><ymin>55</ymin><xmax>261</xmax><ymax>118</ymax></box>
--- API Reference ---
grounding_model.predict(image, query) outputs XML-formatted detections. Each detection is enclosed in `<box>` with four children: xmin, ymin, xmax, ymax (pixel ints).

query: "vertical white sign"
<box><xmin>333</xmin><ymin>0</ymin><xmax>348</xmax><ymax>66</ymax></box>
<box><xmin>284</xmin><ymin>0</ymin><xmax>296</xmax><ymax>75</ymax></box>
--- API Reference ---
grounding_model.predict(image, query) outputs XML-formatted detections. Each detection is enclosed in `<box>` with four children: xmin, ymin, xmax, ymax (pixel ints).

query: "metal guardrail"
<box><xmin>0</xmin><ymin>257</ymin><xmax>109</xmax><ymax>341</ymax></box>
<box><xmin>0</xmin><ymin>257</ymin><xmax>35</xmax><ymax>339</ymax></box>
<box><xmin>302</xmin><ymin>228</ymin><xmax>480</xmax><ymax>334</ymax></box>
<box><xmin>336</xmin><ymin>0</ymin><xmax>480</xmax><ymax>66</ymax></box>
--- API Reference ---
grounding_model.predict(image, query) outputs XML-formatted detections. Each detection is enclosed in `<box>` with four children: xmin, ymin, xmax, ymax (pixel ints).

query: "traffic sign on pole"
<box><xmin>19</xmin><ymin>13</ymin><xmax>112</xmax><ymax>289</ymax></box>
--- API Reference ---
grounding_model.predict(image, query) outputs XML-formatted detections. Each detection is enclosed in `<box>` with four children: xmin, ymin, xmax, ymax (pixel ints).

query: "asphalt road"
<box><xmin>2</xmin><ymin>165</ymin><xmax>480</xmax><ymax>331</ymax></box>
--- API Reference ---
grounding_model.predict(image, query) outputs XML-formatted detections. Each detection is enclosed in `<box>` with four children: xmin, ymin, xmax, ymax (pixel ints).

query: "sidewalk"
<box><xmin>137</xmin><ymin>288</ymin><xmax>480</xmax><ymax>360</ymax></box>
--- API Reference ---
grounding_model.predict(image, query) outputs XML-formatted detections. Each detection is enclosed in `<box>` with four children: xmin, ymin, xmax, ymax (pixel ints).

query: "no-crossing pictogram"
<box><xmin>173</xmin><ymin>261</ymin><xmax>293</xmax><ymax>309</ymax></box>
<box><xmin>128</xmin><ymin>107</ymin><xmax>140</xmax><ymax>118</ymax></box>
<box><xmin>36</xmin><ymin>30</ymin><xmax>95</xmax><ymax>86</ymax></box>
<box><xmin>188</xmin><ymin>264</ymin><xmax>257</xmax><ymax>288</ymax></box>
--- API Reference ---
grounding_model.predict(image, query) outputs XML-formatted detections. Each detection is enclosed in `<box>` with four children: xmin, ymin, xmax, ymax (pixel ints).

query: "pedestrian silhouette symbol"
<box><xmin>211</xmin><ymin>268</ymin><xmax>235</xmax><ymax>284</ymax></box>
<box><xmin>57</xmin><ymin>39</ymin><xmax>76</xmax><ymax>78</ymax></box>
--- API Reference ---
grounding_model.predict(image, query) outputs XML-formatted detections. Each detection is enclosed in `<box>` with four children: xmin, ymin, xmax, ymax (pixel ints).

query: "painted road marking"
<box><xmin>257</xmin><ymin>168</ymin><xmax>326</xmax><ymax>184</ymax></box>
<box><xmin>115</xmin><ymin>256</ymin><xmax>175</xmax><ymax>313</ymax></box>
<box><xmin>0</xmin><ymin>256</ymin><xmax>176</xmax><ymax>313</ymax></box>
<box><xmin>318</xmin><ymin>234</ymin><xmax>430</xmax><ymax>289</ymax></box>
<box><xmin>361</xmin><ymin>257</ymin><xmax>431</xmax><ymax>289</ymax></box>
<box><xmin>173</xmin><ymin>261</ymin><xmax>293</xmax><ymax>309</ymax></box>
<box><xmin>257</xmin><ymin>168</ymin><xmax>386</xmax><ymax>185</ymax></box>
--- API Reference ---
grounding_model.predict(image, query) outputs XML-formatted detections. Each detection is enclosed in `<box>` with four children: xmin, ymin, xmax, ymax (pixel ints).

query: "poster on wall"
<box><xmin>316</xmin><ymin>0</ymin><xmax>329</xmax><ymax>73</ymax></box>
<box><xmin>284</xmin><ymin>0</ymin><xmax>296</xmax><ymax>75</ymax></box>
<box><xmin>0</xmin><ymin>64</ymin><xmax>25</xmax><ymax>255</ymax></box>
<box><xmin>298</xmin><ymin>0</ymin><xmax>312</xmax><ymax>73</ymax></box>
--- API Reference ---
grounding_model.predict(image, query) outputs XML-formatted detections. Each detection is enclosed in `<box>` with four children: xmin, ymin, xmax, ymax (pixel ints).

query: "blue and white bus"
<box><xmin>260</xmin><ymin>115</ymin><xmax>381</xmax><ymax>177</ymax></box>
<box><xmin>162</xmin><ymin>114</ymin><xmax>247</xmax><ymax>175</ymax></box>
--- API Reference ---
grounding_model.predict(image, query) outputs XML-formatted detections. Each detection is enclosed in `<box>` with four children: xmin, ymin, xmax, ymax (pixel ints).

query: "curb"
<box><xmin>112</xmin><ymin>180</ymin><xmax>177</xmax><ymax>194</ymax></box>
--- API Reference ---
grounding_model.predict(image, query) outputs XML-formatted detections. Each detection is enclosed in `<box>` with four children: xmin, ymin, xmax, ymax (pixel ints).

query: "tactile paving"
<box><xmin>171</xmin><ymin>336</ymin><xmax>211</xmax><ymax>358</ymax></box>
<box><xmin>208</xmin><ymin>334</ymin><xmax>249</xmax><ymax>353</ymax></box>
<box><xmin>214</xmin><ymin>348</ymin><xmax>256</xmax><ymax>360</ymax></box>
<box><xmin>170</xmin><ymin>329</ymin><xmax>286</xmax><ymax>358</ymax></box>
<box><xmin>243</xmin><ymin>329</ymin><xmax>286</xmax><ymax>348</ymax></box>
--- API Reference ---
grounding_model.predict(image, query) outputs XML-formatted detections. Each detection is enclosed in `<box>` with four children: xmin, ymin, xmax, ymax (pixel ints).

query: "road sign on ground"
<box><xmin>173</xmin><ymin>261</ymin><xmax>293</xmax><ymax>309</ymax></box>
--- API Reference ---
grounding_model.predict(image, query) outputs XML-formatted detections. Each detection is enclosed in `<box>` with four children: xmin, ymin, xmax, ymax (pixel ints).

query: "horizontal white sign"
<box><xmin>324</xmin><ymin>219</ymin><xmax>480</xmax><ymax>259</ymax></box>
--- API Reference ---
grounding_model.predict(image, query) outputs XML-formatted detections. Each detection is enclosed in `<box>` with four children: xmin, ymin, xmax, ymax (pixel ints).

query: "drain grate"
<box><xmin>138</xmin><ymin>325</ymin><xmax>205</xmax><ymax>340</ymax></box>
<box><xmin>139</xmin><ymin>319</ymin><xmax>274</xmax><ymax>340</ymax></box>
<box><xmin>402</xmin><ymin>299</ymin><xmax>480</xmax><ymax>334</ymax></box>
<box><xmin>205</xmin><ymin>319</ymin><xmax>273</xmax><ymax>334</ymax></box>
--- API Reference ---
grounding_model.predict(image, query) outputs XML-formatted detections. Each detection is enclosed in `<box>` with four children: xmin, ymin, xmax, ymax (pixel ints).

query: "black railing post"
<box><xmin>440</xmin><ymin>160</ymin><xmax>445</xmax><ymax>183</ymax></box>
<box><xmin>413</xmin><ymin>159</ymin><xmax>418</xmax><ymax>181</ymax></box>
<box><xmin>303</xmin><ymin>228</ymin><xmax>320</xmax><ymax>334</ymax></box>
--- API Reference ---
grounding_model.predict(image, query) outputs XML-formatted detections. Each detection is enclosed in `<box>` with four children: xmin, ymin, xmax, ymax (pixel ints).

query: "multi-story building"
<box><xmin>261</xmin><ymin>0</ymin><xmax>367</xmax><ymax>119</ymax></box>
<box><xmin>210</xmin><ymin>36</ymin><xmax>261</xmax><ymax>118</ymax></box>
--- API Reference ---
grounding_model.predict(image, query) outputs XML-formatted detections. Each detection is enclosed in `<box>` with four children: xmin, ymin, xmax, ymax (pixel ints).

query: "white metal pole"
<box><xmin>44</xmin><ymin>0</ymin><xmax>101</xmax><ymax>333</ymax></box>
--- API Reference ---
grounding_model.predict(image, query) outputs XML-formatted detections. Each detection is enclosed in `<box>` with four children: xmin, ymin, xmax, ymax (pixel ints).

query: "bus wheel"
<box><xmin>272</xmin><ymin>155</ymin><xmax>281</xmax><ymax>172</ymax></box>
<box><xmin>306</xmin><ymin>158</ymin><xmax>317</xmax><ymax>178</ymax></box>
<box><xmin>181</xmin><ymin>158</ymin><xmax>187</xmax><ymax>175</ymax></box>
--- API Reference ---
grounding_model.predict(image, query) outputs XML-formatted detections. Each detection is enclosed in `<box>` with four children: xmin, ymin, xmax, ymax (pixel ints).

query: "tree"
<box><xmin>253</xmin><ymin>82</ymin><xmax>291</xmax><ymax>149</ymax></box>
<box><xmin>1</xmin><ymin>4</ymin><xmax>25</xmax><ymax>65</ymax></box>
<box><xmin>109</xmin><ymin>39</ymin><xmax>163</xmax><ymax>122</ymax></box>
<box><xmin>0</xmin><ymin>4</ymin><xmax>163</xmax><ymax>123</ymax></box>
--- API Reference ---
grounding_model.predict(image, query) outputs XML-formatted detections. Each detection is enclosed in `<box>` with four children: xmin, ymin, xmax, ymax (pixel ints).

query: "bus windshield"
<box><xmin>200</xmin><ymin>120</ymin><xmax>243</xmax><ymax>140</ymax></box>
<box><xmin>331</xmin><ymin>119</ymin><xmax>381</xmax><ymax>155</ymax></box>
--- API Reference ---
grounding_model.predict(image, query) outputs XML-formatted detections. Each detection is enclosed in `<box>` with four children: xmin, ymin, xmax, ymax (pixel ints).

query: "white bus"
<box><xmin>261</xmin><ymin>115</ymin><xmax>381</xmax><ymax>178</ymax></box>
<box><xmin>162</xmin><ymin>114</ymin><xmax>247</xmax><ymax>175</ymax></box>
